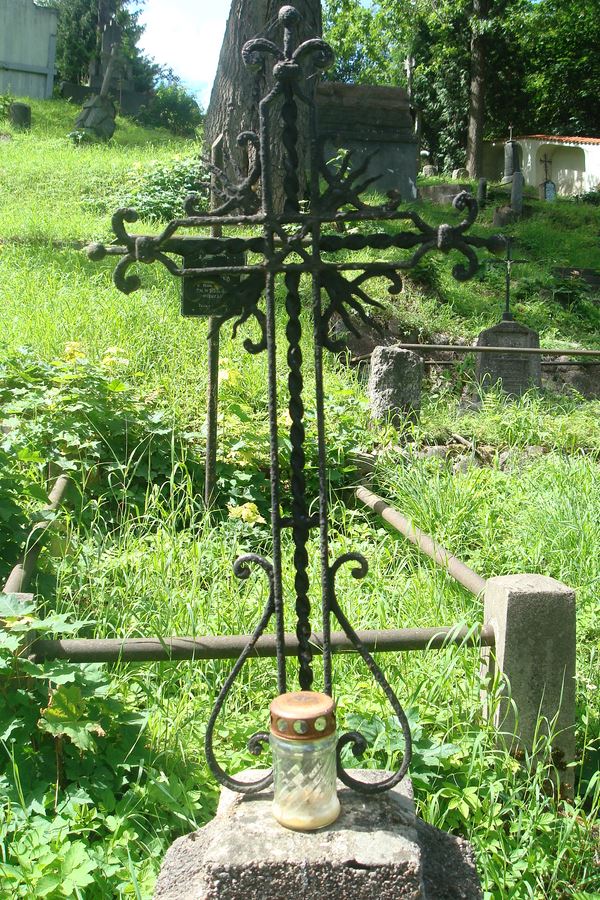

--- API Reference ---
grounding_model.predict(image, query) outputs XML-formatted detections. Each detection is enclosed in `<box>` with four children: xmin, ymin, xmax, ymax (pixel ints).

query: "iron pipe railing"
<box><xmin>355</xmin><ymin>485</ymin><xmax>486</xmax><ymax>596</ymax></box>
<box><xmin>31</xmin><ymin>625</ymin><xmax>495</xmax><ymax>662</ymax></box>
<box><xmin>352</xmin><ymin>343</ymin><xmax>600</xmax><ymax>363</ymax></box>
<box><xmin>2</xmin><ymin>473</ymin><xmax>71</xmax><ymax>595</ymax></box>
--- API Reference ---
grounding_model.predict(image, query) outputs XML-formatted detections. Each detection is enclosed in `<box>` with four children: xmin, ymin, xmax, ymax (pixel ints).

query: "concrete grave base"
<box><xmin>154</xmin><ymin>770</ymin><xmax>482</xmax><ymax>900</ymax></box>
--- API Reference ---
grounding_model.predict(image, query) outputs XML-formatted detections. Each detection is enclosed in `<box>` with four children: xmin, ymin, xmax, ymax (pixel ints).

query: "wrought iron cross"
<box><xmin>88</xmin><ymin>5</ymin><xmax>505</xmax><ymax>795</ymax></box>
<box><xmin>486</xmin><ymin>237</ymin><xmax>528</xmax><ymax>320</ymax></box>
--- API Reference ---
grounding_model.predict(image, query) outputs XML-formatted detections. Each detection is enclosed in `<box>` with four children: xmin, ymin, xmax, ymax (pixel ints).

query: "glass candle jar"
<box><xmin>269</xmin><ymin>691</ymin><xmax>340</xmax><ymax>831</ymax></box>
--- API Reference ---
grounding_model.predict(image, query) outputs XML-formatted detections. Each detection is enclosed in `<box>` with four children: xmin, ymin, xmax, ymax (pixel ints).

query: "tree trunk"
<box><xmin>205</xmin><ymin>0</ymin><xmax>323</xmax><ymax>210</ymax></box>
<box><xmin>466</xmin><ymin>0</ymin><xmax>488</xmax><ymax>179</ymax></box>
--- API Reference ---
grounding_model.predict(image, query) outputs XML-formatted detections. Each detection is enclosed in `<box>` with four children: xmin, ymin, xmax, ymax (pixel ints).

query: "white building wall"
<box><xmin>484</xmin><ymin>137</ymin><xmax>600</xmax><ymax>196</ymax></box>
<box><xmin>0</xmin><ymin>0</ymin><xmax>58</xmax><ymax>99</ymax></box>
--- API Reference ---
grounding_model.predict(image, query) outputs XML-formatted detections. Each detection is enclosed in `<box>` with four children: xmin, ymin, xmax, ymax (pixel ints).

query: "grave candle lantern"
<box><xmin>270</xmin><ymin>692</ymin><xmax>340</xmax><ymax>830</ymax></box>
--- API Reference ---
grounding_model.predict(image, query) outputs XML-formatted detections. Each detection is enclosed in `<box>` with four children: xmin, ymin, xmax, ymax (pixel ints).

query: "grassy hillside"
<box><xmin>0</xmin><ymin>98</ymin><xmax>598</xmax><ymax>899</ymax></box>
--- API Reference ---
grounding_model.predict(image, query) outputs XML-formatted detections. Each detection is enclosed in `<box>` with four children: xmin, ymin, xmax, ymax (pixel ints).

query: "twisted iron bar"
<box><xmin>86</xmin><ymin>4</ymin><xmax>506</xmax><ymax>796</ymax></box>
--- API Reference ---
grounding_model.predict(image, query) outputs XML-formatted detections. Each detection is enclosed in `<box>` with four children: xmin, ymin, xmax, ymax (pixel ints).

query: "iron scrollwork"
<box><xmin>87</xmin><ymin>4</ymin><xmax>505</xmax><ymax>795</ymax></box>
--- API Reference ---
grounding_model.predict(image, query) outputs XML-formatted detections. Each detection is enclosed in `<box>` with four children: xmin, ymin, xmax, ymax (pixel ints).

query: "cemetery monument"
<box><xmin>87</xmin><ymin>5</ymin><xmax>505</xmax><ymax>896</ymax></box>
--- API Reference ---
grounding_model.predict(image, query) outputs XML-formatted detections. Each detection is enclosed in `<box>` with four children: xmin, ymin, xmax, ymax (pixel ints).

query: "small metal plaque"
<box><xmin>181</xmin><ymin>252</ymin><xmax>245</xmax><ymax>317</ymax></box>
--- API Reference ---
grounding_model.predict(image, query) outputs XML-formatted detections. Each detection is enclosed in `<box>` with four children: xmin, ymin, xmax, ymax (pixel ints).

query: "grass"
<box><xmin>0</xmin><ymin>98</ymin><xmax>599</xmax><ymax>898</ymax></box>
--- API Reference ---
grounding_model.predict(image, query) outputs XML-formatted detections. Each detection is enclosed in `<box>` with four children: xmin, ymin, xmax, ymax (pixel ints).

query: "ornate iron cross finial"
<box><xmin>88</xmin><ymin>6</ymin><xmax>505</xmax><ymax>796</ymax></box>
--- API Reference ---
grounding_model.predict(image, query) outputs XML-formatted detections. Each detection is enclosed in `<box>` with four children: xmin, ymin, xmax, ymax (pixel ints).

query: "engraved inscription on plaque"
<box><xmin>183</xmin><ymin>279</ymin><xmax>228</xmax><ymax>317</ymax></box>
<box><xmin>181</xmin><ymin>252</ymin><xmax>245</xmax><ymax>317</ymax></box>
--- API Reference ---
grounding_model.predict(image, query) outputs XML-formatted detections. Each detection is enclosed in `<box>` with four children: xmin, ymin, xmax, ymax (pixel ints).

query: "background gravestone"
<box><xmin>510</xmin><ymin>171</ymin><xmax>524</xmax><ymax>217</ymax></box>
<box><xmin>476</xmin><ymin>320</ymin><xmax>542</xmax><ymax>396</ymax></box>
<box><xmin>9</xmin><ymin>102</ymin><xmax>31</xmax><ymax>130</ymax></box>
<box><xmin>317</xmin><ymin>83</ymin><xmax>418</xmax><ymax>199</ymax></box>
<box><xmin>502</xmin><ymin>139</ymin><xmax>521</xmax><ymax>184</ymax></box>
<box><xmin>477</xmin><ymin>177</ymin><xmax>487</xmax><ymax>208</ymax></box>
<box><xmin>368</xmin><ymin>346</ymin><xmax>423</xmax><ymax>425</ymax></box>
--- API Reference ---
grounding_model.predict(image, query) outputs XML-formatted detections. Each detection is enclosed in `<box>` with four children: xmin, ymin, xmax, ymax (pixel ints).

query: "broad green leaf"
<box><xmin>38</xmin><ymin>685</ymin><xmax>106</xmax><ymax>750</ymax></box>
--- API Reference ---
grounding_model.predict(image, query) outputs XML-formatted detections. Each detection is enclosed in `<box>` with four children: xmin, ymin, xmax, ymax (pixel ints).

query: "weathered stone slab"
<box><xmin>543</xmin><ymin>356</ymin><xmax>600</xmax><ymax>399</ymax></box>
<box><xmin>492</xmin><ymin>205</ymin><xmax>516</xmax><ymax>227</ymax></box>
<box><xmin>510</xmin><ymin>171</ymin><xmax>524</xmax><ymax>217</ymax></box>
<box><xmin>317</xmin><ymin>82</ymin><xmax>418</xmax><ymax>200</ymax></box>
<box><xmin>154</xmin><ymin>770</ymin><xmax>482</xmax><ymax>900</ymax></box>
<box><xmin>9</xmin><ymin>102</ymin><xmax>31</xmax><ymax>130</ymax></box>
<box><xmin>368</xmin><ymin>346</ymin><xmax>423</xmax><ymax>425</ymax></box>
<box><xmin>476</xmin><ymin>320</ymin><xmax>541</xmax><ymax>396</ymax></box>
<box><xmin>418</xmin><ymin>183</ymin><xmax>470</xmax><ymax>205</ymax></box>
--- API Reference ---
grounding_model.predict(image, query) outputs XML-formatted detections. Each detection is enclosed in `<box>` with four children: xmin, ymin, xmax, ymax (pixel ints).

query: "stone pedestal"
<box><xmin>482</xmin><ymin>575</ymin><xmax>576</xmax><ymax>795</ymax></box>
<box><xmin>476</xmin><ymin>320</ymin><xmax>541</xmax><ymax>396</ymax></box>
<box><xmin>74</xmin><ymin>95</ymin><xmax>116</xmax><ymax>141</ymax></box>
<box><xmin>368</xmin><ymin>346</ymin><xmax>423</xmax><ymax>425</ymax></box>
<box><xmin>154</xmin><ymin>771</ymin><xmax>482</xmax><ymax>899</ymax></box>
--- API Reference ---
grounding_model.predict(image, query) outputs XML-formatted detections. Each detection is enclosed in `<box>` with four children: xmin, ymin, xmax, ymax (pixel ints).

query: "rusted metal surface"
<box><xmin>32</xmin><ymin>625</ymin><xmax>495</xmax><ymax>662</ymax></box>
<box><xmin>355</xmin><ymin>485</ymin><xmax>486</xmax><ymax>597</ymax></box>
<box><xmin>204</xmin><ymin>135</ymin><xmax>225</xmax><ymax>507</ymax></box>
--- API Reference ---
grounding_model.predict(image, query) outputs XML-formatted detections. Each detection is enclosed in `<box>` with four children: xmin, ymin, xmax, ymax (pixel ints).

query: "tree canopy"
<box><xmin>323</xmin><ymin>0</ymin><xmax>600</xmax><ymax>171</ymax></box>
<box><xmin>48</xmin><ymin>0</ymin><xmax>171</xmax><ymax>92</ymax></box>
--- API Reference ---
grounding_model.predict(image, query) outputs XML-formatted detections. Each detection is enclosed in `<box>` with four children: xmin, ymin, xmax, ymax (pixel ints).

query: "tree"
<box><xmin>524</xmin><ymin>0</ymin><xmax>600</xmax><ymax>136</ymax></box>
<box><xmin>323</xmin><ymin>0</ymin><xmax>530</xmax><ymax>171</ymax></box>
<box><xmin>205</xmin><ymin>0</ymin><xmax>323</xmax><ymax>209</ymax></box>
<box><xmin>50</xmin><ymin>0</ymin><xmax>159</xmax><ymax>92</ymax></box>
<box><xmin>466</xmin><ymin>0</ymin><xmax>488</xmax><ymax>177</ymax></box>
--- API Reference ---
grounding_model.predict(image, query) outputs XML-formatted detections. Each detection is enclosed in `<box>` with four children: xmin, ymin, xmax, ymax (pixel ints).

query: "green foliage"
<box><xmin>324</xmin><ymin>0</ymin><xmax>599</xmax><ymax>170</ymax></box>
<box><xmin>50</xmin><ymin>0</ymin><xmax>99</xmax><ymax>85</ymax></box>
<box><xmin>120</xmin><ymin>155</ymin><xmax>208</xmax><ymax>221</ymax></box>
<box><xmin>0</xmin><ymin>345</ymin><xmax>202</xmax><ymax>516</ymax></box>
<box><xmin>0</xmin><ymin>449</ymin><xmax>32</xmax><ymax>584</ymax></box>
<box><xmin>136</xmin><ymin>85</ymin><xmax>204</xmax><ymax>137</ymax></box>
<box><xmin>0</xmin><ymin>91</ymin><xmax>13</xmax><ymax>120</ymax></box>
<box><xmin>523</xmin><ymin>0</ymin><xmax>600</xmax><ymax>137</ymax></box>
<box><xmin>0</xmin><ymin>602</ymin><xmax>209</xmax><ymax>899</ymax></box>
<box><xmin>49</xmin><ymin>0</ymin><xmax>161</xmax><ymax>93</ymax></box>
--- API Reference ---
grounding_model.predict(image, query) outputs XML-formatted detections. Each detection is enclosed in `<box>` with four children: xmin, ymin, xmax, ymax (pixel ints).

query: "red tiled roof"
<box><xmin>514</xmin><ymin>135</ymin><xmax>600</xmax><ymax>145</ymax></box>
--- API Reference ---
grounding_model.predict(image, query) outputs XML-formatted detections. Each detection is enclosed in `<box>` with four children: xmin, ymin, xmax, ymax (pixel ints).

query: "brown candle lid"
<box><xmin>270</xmin><ymin>691</ymin><xmax>336</xmax><ymax>741</ymax></box>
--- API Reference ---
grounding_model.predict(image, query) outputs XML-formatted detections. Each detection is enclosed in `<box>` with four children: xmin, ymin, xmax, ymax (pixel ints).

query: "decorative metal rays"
<box><xmin>88</xmin><ymin>5</ymin><xmax>505</xmax><ymax>795</ymax></box>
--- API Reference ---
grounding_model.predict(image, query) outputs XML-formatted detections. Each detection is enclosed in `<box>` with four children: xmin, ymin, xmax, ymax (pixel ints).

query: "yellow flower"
<box><xmin>101</xmin><ymin>347</ymin><xmax>130</xmax><ymax>367</ymax></box>
<box><xmin>218</xmin><ymin>367</ymin><xmax>240</xmax><ymax>386</ymax></box>
<box><xmin>63</xmin><ymin>342</ymin><xmax>85</xmax><ymax>361</ymax></box>
<box><xmin>227</xmin><ymin>502</ymin><xmax>266</xmax><ymax>525</ymax></box>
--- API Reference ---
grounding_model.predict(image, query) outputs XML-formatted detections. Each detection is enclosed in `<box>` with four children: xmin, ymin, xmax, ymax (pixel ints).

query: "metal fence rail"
<box><xmin>3</xmin><ymin>473</ymin><xmax>71</xmax><ymax>595</ymax></box>
<box><xmin>2</xmin><ymin>471</ymin><xmax>494</xmax><ymax>665</ymax></box>
<box><xmin>355</xmin><ymin>485</ymin><xmax>486</xmax><ymax>596</ymax></box>
<box><xmin>31</xmin><ymin>625</ymin><xmax>495</xmax><ymax>663</ymax></box>
<box><xmin>352</xmin><ymin>343</ymin><xmax>600</xmax><ymax>363</ymax></box>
